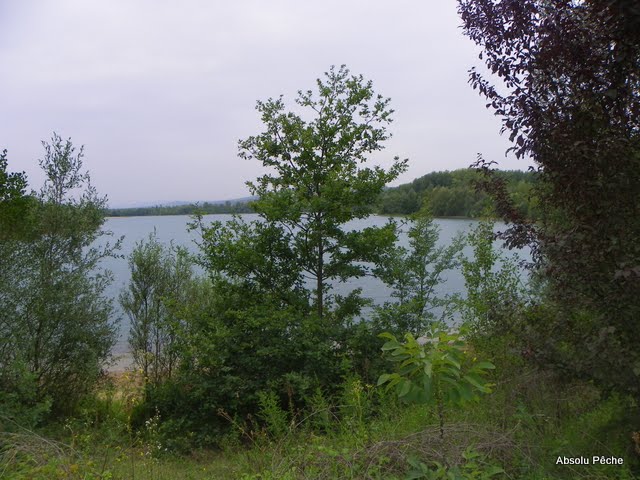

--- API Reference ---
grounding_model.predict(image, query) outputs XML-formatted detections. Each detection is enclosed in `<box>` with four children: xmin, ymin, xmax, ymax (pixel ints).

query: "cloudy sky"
<box><xmin>1</xmin><ymin>0</ymin><xmax>529</xmax><ymax>207</ymax></box>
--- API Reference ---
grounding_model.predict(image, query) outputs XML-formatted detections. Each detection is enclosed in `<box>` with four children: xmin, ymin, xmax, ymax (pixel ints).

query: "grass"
<box><xmin>2</xmin><ymin>360</ymin><xmax>638</xmax><ymax>479</ymax></box>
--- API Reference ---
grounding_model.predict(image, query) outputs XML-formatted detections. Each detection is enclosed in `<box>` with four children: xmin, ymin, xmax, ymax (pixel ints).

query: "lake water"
<box><xmin>100</xmin><ymin>215</ymin><xmax>528</xmax><ymax>355</ymax></box>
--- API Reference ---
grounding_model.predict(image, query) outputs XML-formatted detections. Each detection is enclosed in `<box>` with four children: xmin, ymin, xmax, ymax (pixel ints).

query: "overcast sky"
<box><xmin>1</xmin><ymin>0</ymin><xmax>530</xmax><ymax>207</ymax></box>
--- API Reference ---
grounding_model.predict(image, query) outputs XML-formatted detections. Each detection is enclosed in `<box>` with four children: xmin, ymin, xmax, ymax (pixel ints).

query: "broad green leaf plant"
<box><xmin>377</xmin><ymin>324</ymin><xmax>494</xmax><ymax>438</ymax></box>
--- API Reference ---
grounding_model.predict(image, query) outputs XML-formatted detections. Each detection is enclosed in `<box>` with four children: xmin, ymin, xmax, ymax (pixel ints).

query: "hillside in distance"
<box><xmin>378</xmin><ymin>168</ymin><xmax>537</xmax><ymax>218</ymax></box>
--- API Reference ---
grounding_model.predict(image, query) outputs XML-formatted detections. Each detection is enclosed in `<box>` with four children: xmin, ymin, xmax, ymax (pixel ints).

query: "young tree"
<box><xmin>458</xmin><ymin>1</ymin><xmax>640</xmax><ymax>397</ymax></box>
<box><xmin>151</xmin><ymin>67</ymin><xmax>407</xmax><ymax>443</ymax></box>
<box><xmin>0</xmin><ymin>134</ymin><xmax>119</xmax><ymax>417</ymax></box>
<box><xmin>375</xmin><ymin>204</ymin><xmax>464</xmax><ymax>336</ymax></box>
<box><xmin>198</xmin><ymin>65</ymin><xmax>407</xmax><ymax>320</ymax></box>
<box><xmin>460</xmin><ymin>219</ymin><xmax>525</xmax><ymax>338</ymax></box>
<box><xmin>378</xmin><ymin>326</ymin><xmax>495</xmax><ymax>440</ymax></box>
<box><xmin>120</xmin><ymin>233</ymin><xmax>194</xmax><ymax>385</ymax></box>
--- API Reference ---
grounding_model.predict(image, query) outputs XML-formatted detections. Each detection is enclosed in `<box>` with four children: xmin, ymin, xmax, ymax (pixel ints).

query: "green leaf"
<box><xmin>381</xmin><ymin>341</ymin><xmax>399</xmax><ymax>351</ymax></box>
<box><xmin>444</xmin><ymin>354</ymin><xmax>461</xmax><ymax>369</ymax></box>
<box><xmin>442</xmin><ymin>366</ymin><xmax>461</xmax><ymax>377</ymax></box>
<box><xmin>463</xmin><ymin>374</ymin><xmax>489</xmax><ymax>392</ymax></box>
<box><xmin>400</xmin><ymin>358</ymin><xmax>418</xmax><ymax>368</ymax></box>
<box><xmin>440</xmin><ymin>376</ymin><xmax>459</xmax><ymax>387</ymax></box>
<box><xmin>447</xmin><ymin>386</ymin><xmax>461</xmax><ymax>404</ymax></box>
<box><xmin>456</xmin><ymin>384</ymin><xmax>474</xmax><ymax>402</ymax></box>
<box><xmin>377</xmin><ymin>373</ymin><xmax>394</xmax><ymax>386</ymax></box>
<box><xmin>473</xmin><ymin>361</ymin><xmax>495</xmax><ymax>370</ymax></box>
<box><xmin>378</xmin><ymin>332</ymin><xmax>396</xmax><ymax>341</ymax></box>
<box><xmin>397</xmin><ymin>379</ymin><xmax>412</xmax><ymax>398</ymax></box>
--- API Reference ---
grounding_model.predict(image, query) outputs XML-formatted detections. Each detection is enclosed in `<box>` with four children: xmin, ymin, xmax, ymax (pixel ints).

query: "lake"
<box><xmin>100</xmin><ymin>215</ymin><xmax>529</xmax><ymax>356</ymax></box>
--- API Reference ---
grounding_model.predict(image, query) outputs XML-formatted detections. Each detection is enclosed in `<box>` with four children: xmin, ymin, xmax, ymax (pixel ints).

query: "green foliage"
<box><xmin>405</xmin><ymin>449</ymin><xmax>504</xmax><ymax>480</ymax></box>
<box><xmin>378</xmin><ymin>328</ymin><xmax>494</xmax><ymax>407</ymax></box>
<box><xmin>0</xmin><ymin>149</ymin><xmax>27</xmax><ymax>202</ymax></box>
<box><xmin>132</xmin><ymin>278</ymin><xmax>339</xmax><ymax>447</ymax></box>
<box><xmin>0</xmin><ymin>149</ymin><xmax>36</xmax><ymax>240</ymax></box>
<box><xmin>107</xmin><ymin>200</ymin><xmax>253</xmax><ymax>217</ymax></box>
<box><xmin>375</xmin><ymin>204</ymin><xmax>464</xmax><ymax>336</ymax></box>
<box><xmin>107</xmin><ymin>169</ymin><xmax>537</xmax><ymax>220</ymax></box>
<box><xmin>257</xmin><ymin>391</ymin><xmax>290</xmax><ymax>439</ymax></box>
<box><xmin>305</xmin><ymin>388</ymin><xmax>332</xmax><ymax>433</ymax></box>
<box><xmin>4</xmin><ymin>360</ymin><xmax>638</xmax><ymax>479</ymax></box>
<box><xmin>0</xmin><ymin>364</ymin><xmax>52</xmax><ymax>430</ymax></box>
<box><xmin>194</xmin><ymin>215</ymin><xmax>307</xmax><ymax>302</ymax></box>
<box><xmin>377</xmin><ymin>169</ymin><xmax>536</xmax><ymax>218</ymax></box>
<box><xmin>459</xmin><ymin>219</ymin><xmax>526</xmax><ymax>340</ymax></box>
<box><xmin>120</xmin><ymin>232</ymin><xmax>195</xmax><ymax>386</ymax></box>
<box><xmin>0</xmin><ymin>133</ymin><xmax>119</xmax><ymax>418</ymax></box>
<box><xmin>339</xmin><ymin>376</ymin><xmax>374</xmax><ymax>440</ymax></box>
<box><xmin>378</xmin><ymin>326</ymin><xmax>494</xmax><ymax>438</ymax></box>
<box><xmin>213</xmin><ymin>64</ymin><xmax>408</xmax><ymax>319</ymax></box>
<box><xmin>146</xmin><ymin>66</ymin><xmax>408</xmax><ymax>446</ymax></box>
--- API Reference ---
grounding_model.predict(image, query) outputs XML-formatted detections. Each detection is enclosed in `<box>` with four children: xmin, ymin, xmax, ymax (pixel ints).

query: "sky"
<box><xmin>0</xmin><ymin>0</ymin><xmax>530</xmax><ymax>208</ymax></box>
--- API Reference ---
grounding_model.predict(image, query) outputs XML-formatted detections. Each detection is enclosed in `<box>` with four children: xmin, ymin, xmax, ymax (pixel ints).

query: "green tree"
<box><xmin>0</xmin><ymin>134</ymin><xmax>119</xmax><ymax>417</ymax></box>
<box><xmin>120</xmin><ymin>232</ymin><xmax>194</xmax><ymax>386</ymax></box>
<box><xmin>378</xmin><ymin>326</ymin><xmax>494</xmax><ymax>439</ymax></box>
<box><xmin>144</xmin><ymin>67</ymin><xmax>407</xmax><ymax>445</ymax></box>
<box><xmin>199</xmin><ymin>65</ymin><xmax>407</xmax><ymax>320</ymax></box>
<box><xmin>460</xmin><ymin>219</ymin><xmax>525</xmax><ymax>338</ymax></box>
<box><xmin>375</xmin><ymin>204</ymin><xmax>464</xmax><ymax>336</ymax></box>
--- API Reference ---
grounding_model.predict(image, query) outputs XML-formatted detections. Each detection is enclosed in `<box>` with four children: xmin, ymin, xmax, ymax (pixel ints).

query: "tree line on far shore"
<box><xmin>106</xmin><ymin>200</ymin><xmax>253</xmax><ymax>217</ymax></box>
<box><xmin>106</xmin><ymin>168</ymin><xmax>538</xmax><ymax>219</ymax></box>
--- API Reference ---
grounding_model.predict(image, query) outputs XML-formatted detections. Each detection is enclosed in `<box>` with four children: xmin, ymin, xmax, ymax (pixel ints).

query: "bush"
<box><xmin>120</xmin><ymin>232</ymin><xmax>195</xmax><ymax>386</ymax></box>
<box><xmin>0</xmin><ymin>134</ymin><xmax>119</xmax><ymax>418</ymax></box>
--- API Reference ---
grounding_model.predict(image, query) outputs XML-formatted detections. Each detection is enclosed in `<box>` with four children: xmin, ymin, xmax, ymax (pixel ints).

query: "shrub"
<box><xmin>0</xmin><ymin>134</ymin><xmax>119</xmax><ymax>417</ymax></box>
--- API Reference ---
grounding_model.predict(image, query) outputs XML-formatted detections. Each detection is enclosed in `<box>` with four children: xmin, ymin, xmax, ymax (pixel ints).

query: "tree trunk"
<box><xmin>317</xmin><ymin>241</ymin><xmax>324</xmax><ymax>320</ymax></box>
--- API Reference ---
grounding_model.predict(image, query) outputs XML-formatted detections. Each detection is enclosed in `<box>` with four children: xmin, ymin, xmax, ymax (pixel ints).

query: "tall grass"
<box><xmin>2</xmin><ymin>358</ymin><xmax>638</xmax><ymax>479</ymax></box>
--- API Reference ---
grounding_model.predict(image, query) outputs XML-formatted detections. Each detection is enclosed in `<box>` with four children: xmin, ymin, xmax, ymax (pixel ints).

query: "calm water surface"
<box><xmin>100</xmin><ymin>215</ymin><xmax>528</xmax><ymax>355</ymax></box>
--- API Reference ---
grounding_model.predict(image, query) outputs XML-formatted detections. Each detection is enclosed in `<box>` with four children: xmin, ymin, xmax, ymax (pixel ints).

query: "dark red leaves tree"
<box><xmin>458</xmin><ymin>0</ymin><xmax>640</xmax><ymax>398</ymax></box>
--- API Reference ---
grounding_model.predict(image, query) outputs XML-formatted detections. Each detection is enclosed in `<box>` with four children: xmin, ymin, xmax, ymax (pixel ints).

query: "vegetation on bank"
<box><xmin>0</xmin><ymin>136</ymin><xmax>119</xmax><ymax>421</ymax></box>
<box><xmin>2</xmin><ymin>0</ymin><xmax>640</xmax><ymax>475</ymax></box>
<box><xmin>377</xmin><ymin>169</ymin><xmax>536</xmax><ymax>218</ymax></box>
<box><xmin>107</xmin><ymin>201</ymin><xmax>253</xmax><ymax>217</ymax></box>
<box><xmin>105</xmin><ymin>169</ymin><xmax>537</xmax><ymax>219</ymax></box>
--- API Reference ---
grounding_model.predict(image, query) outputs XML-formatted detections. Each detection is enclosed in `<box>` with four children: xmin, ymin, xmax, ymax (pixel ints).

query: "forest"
<box><xmin>376</xmin><ymin>169</ymin><xmax>536</xmax><ymax>217</ymax></box>
<box><xmin>107</xmin><ymin>201</ymin><xmax>253</xmax><ymax>217</ymax></box>
<box><xmin>1</xmin><ymin>2</ymin><xmax>639</xmax><ymax>479</ymax></box>
<box><xmin>106</xmin><ymin>169</ymin><xmax>537</xmax><ymax>220</ymax></box>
